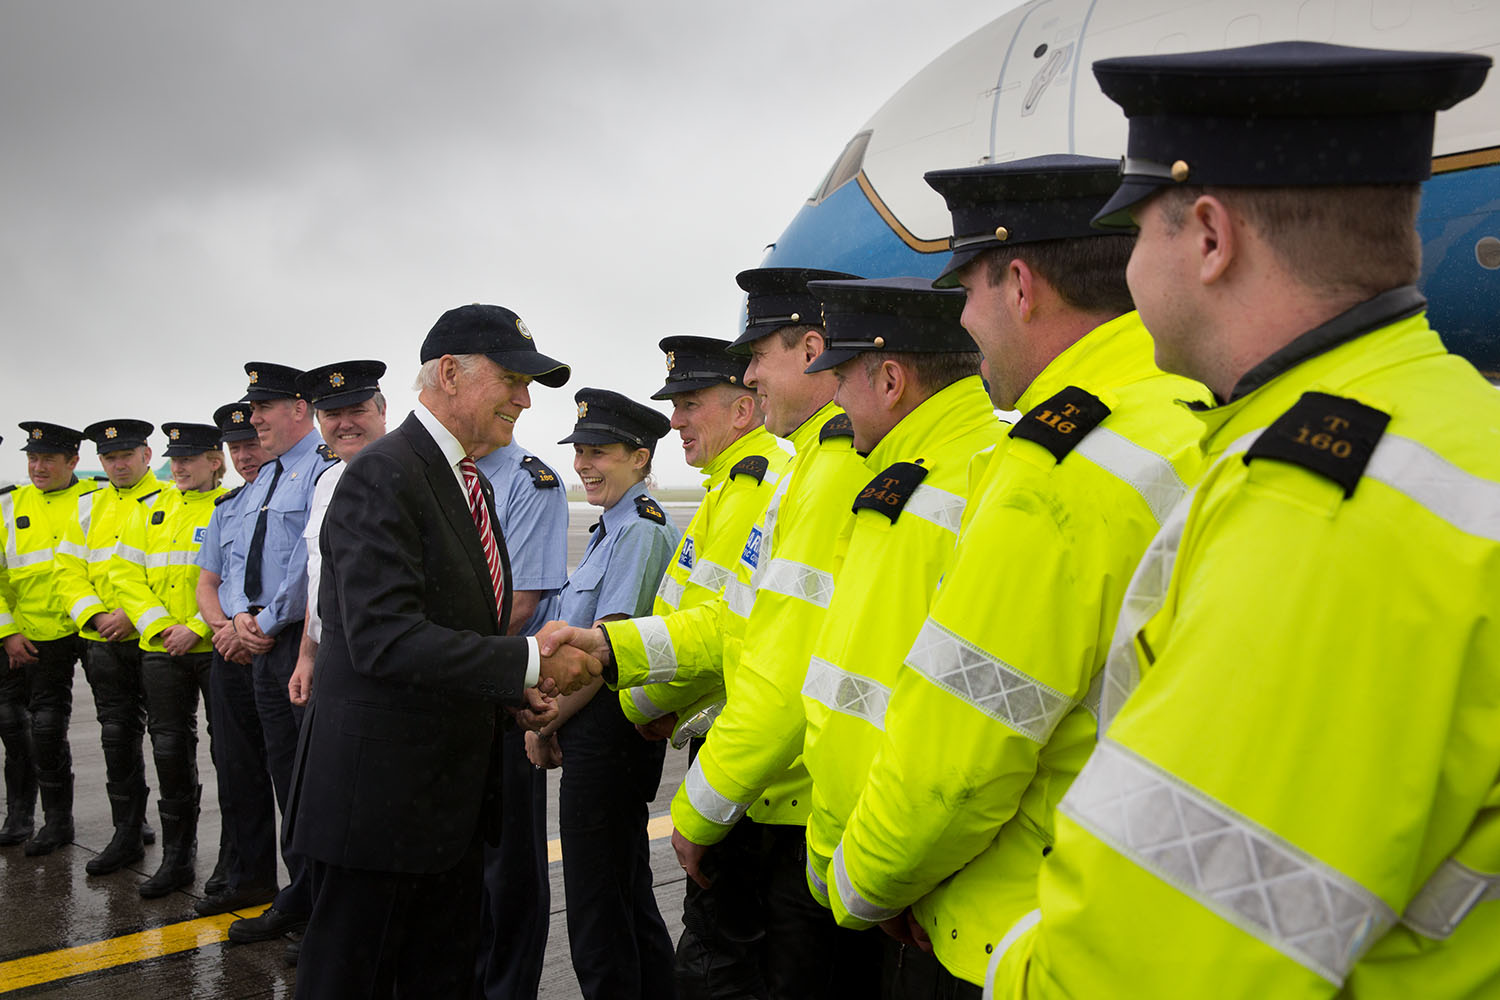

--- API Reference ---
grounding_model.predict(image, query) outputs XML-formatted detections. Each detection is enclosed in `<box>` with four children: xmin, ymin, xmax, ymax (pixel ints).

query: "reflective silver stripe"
<box><xmin>0</xmin><ymin>613</ymin><xmax>13</xmax><ymax>628</ymax></box>
<box><xmin>656</xmin><ymin>574</ymin><xmax>684</xmax><ymax>611</ymax></box>
<box><xmin>145</xmin><ymin>552</ymin><xmax>171</xmax><ymax>569</ymax></box>
<box><xmin>687</xmin><ymin>558</ymin><xmax>735</xmax><ymax>595</ymax></box>
<box><xmin>802</xmin><ymin>657</ymin><xmax>891</xmax><ymax>730</ymax></box>
<box><xmin>83</xmin><ymin>545</ymin><xmax>117</xmax><ymax>564</ymax></box>
<box><xmin>135</xmin><ymin>607</ymin><xmax>170</xmax><ymax>633</ymax></box>
<box><xmin>635</xmin><ymin>617</ymin><xmax>679</xmax><ymax>684</ymax></box>
<box><xmin>628</xmin><ymin>686</ymin><xmax>671</xmax><ymax>722</ymax></box>
<box><xmin>8</xmin><ymin>549</ymin><xmax>53</xmax><ymax>569</ymax></box>
<box><xmin>1401</xmin><ymin>857</ymin><xmax>1500</xmax><ymax>940</ymax></box>
<box><xmin>725</xmin><ymin>578</ymin><xmax>756</xmax><ymax>619</ymax></box>
<box><xmin>832</xmin><ymin>843</ymin><xmax>903</xmax><ymax>923</ymax></box>
<box><xmin>905</xmin><ymin>618</ymin><xmax>1073</xmax><ymax>743</ymax></box>
<box><xmin>683</xmin><ymin>757</ymin><xmax>750</xmax><ymax>826</ymax></box>
<box><xmin>672</xmin><ymin>698</ymin><xmax>725</xmax><ymax>748</ymax></box>
<box><xmin>903</xmin><ymin>484</ymin><xmax>964</xmax><ymax>535</ymax></box>
<box><xmin>1365</xmin><ymin>434</ymin><xmax>1500</xmax><ymax>542</ymax></box>
<box><xmin>1075</xmin><ymin>427</ymin><xmax>1190</xmax><ymax>526</ymax></box>
<box><xmin>55</xmin><ymin>540</ymin><xmax>89</xmax><ymax>561</ymax></box>
<box><xmin>76</xmin><ymin>492</ymin><xmax>97</xmax><ymax>533</ymax></box>
<box><xmin>807</xmin><ymin>855</ymin><xmax>829</xmax><ymax>899</ymax></box>
<box><xmin>1062</xmin><ymin>739</ymin><xmax>1395</xmax><ymax>985</ymax></box>
<box><xmin>1</xmin><ymin>494</ymin><xmax>15</xmax><ymax>563</ymax></box>
<box><xmin>115</xmin><ymin>544</ymin><xmax>147</xmax><ymax>566</ymax></box>
<box><xmin>986</xmin><ymin>909</ymin><xmax>1043</xmax><ymax>1000</ymax></box>
<box><xmin>144</xmin><ymin>550</ymin><xmax>197</xmax><ymax>568</ymax></box>
<box><xmin>70</xmin><ymin>596</ymin><xmax>100</xmax><ymax>620</ymax></box>
<box><xmin>759</xmin><ymin>558</ymin><xmax>835</xmax><ymax>609</ymax></box>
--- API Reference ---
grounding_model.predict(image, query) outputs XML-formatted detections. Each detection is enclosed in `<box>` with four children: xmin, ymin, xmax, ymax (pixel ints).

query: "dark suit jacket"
<box><xmin>285</xmin><ymin>412</ymin><xmax>530</xmax><ymax>874</ymax></box>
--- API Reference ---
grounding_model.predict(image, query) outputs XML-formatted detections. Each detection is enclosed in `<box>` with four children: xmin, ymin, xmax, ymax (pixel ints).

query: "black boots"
<box><xmin>86</xmin><ymin>779</ymin><xmax>148</xmax><ymax>875</ymax></box>
<box><xmin>139</xmin><ymin>790</ymin><xmax>199</xmax><ymax>899</ymax></box>
<box><xmin>24</xmin><ymin>775</ymin><xmax>75</xmax><ymax>856</ymax></box>
<box><xmin>204</xmin><ymin>834</ymin><xmax>234</xmax><ymax>896</ymax></box>
<box><xmin>0</xmin><ymin>786</ymin><xmax>36</xmax><ymax>847</ymax></box>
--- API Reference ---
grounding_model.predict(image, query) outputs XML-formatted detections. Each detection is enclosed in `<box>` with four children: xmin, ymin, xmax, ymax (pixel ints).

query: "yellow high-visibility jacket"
<box><xmin>621</xmin><ymin>424</ymin><xmax>791</xmax><ymax>725</ymax></box>
<box><xmin>801</xmin><ymin>376</ymin><xmax>1006</xmax><ymax>905</ymax></box>
<box><xmin>0</xmin><ymin>478</ymin><xmax>101</xmax><ymax>642</ymax></box>
<box><xmin>990</xmin><ymin>292</ymin><xmax>1500</xmax><ymax>998</ymax></box>
<box><xmin>828</xmin><ymin>313</ymin><xmax>1209</xmax><ymax>985</ymax></box>
<box><xmin>605</xmin><ymin>401</ymin><xmax>870</xmax><ymax>835</ymax></box>
<box><xmin>111</xmin><ymin>484</ymin><xmax>225</xmax><ymax>654</ymax></box>
<box><xmin>54</xmin><ymin>470</ymin><xmax>162</xmax><ymax>641</ymax></box>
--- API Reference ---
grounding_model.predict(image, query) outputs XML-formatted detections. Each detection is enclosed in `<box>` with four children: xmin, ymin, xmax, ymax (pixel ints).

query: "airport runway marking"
<box><xmin>0</xmin><ymin>815</ymin><xmax>678</xmax><ymax>990</ymax></box>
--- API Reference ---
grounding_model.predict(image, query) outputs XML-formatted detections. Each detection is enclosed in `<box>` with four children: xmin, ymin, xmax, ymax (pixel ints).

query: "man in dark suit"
<box><xmin>286</xmin><ymin>304</ymin><xmax>603</xmax><ymax>998</ymax></box>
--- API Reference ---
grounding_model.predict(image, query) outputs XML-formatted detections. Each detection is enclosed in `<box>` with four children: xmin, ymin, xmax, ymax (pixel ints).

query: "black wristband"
<box><xmin>599</xmin><ymin>626</ymin><xmax>619</xmax><ymax>687</ymax></box>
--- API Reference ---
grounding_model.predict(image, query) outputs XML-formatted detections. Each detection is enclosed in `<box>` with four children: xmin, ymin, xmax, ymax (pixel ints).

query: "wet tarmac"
<box><xmin>0</xmin><ymin>502</ymin><xmax>701</xmax><ymax>999</ymax></box>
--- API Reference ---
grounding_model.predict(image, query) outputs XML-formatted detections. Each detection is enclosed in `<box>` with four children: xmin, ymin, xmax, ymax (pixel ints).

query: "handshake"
<box><xmin>509</xmin><ymin>622</ymin><xmax>614</xmax><ymax>733</ymax></box>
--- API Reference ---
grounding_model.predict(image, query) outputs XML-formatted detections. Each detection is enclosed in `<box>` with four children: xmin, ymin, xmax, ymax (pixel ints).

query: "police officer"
<box><xmin>51</xmin><ymin>418</ymin><xmax>162</xmax><ymax>875</ymax></box>
<box><xmin>219</xmin><ymin>363</ymin><xmax>336</xmax><ymax>944</ymax></box>
<box><xmin>470</xmin><ymin>322</ymin><xmax>571</xmax><ymax>1000</ymax></box>
<box><xmin>988</xmin><ymin>42</ymin><xmax>1500</xmax><ymax>998</ymax></box>
<box><xmin>112</xmin><ymin>421</ymin><xmax>229</xmax><ymax>898</ymax></box>
<box><xmin>824</xmin><ymin>157</ymin><xmax>1208</xmax><ymax>997</ymax></box>
<box><xmin>0</xmin><ymin>423</ymin><xmax>98</xmax><ymax>854</ymax></box>
<box><xmin>620</xmin><ymin>336</ymin><xmax>790</xmax><ymax>744</ymax></box>
<box><xmin>194</xmin><ymin>402</ymin><xmax>275</xmax><ymax>908</ymax></box>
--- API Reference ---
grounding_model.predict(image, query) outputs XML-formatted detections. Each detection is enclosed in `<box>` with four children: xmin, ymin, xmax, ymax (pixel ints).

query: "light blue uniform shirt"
<box><xmin>476</xmin><ymin>438</ymin><xmax>569</xmax><ymax>636</ymax></box>
<box><xmin>195</xmin><ymin>484</ymin><xmax>248</xmax><ymax>613</ymax></box>
<box><xmin>222</xmin><ymin>428</ymin><xmax>337</xmax><ymax>637</ymax></box>
<box><xmin>560</xmin><ymin>479</ymin><xmax>678</xmax><ymax>629</ymax></box>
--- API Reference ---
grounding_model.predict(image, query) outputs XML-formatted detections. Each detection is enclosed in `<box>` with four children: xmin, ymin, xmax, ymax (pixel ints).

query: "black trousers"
<box><xmin>676</xmin><ymin>817</ymin><xmax>882</xmax><ymax>1000</ymax></box>
<box><xmin>209</xmin><ymin>647</ymin><xmax>278</xmax><ymax>890</ymax></box>
<box><xmin>253</xmin><ymin>624</ymin><xmax>310</xmax><ymax>915</ymax></box>
<box><xmin>297</xmin><ymin>836</ymin><xmax>486</xmax><ymax>1000</ymax></box>
<box><xmin>82</xmin><ymin>640</ymin><xmax>149</xmax><ymax>827</ymax></box>
<box><xmin>140</xmin><ymin>650</ymin><xmax>212</xmax><ymax>823</ymax></box>
<box><xmin>558</xmin><ymin>690</ymin><xmax>675</xmax><ymax>1000</ymax></box>
<box><xmin>880</xmin><ymin>936</ymin><xmax>983</xmax><ymax>1000</ymax></box>
<box><xmin>0</xmin><ymin>636</ymin><xmax>79</xmax><ymax>816</ymax></box>
<box><xmin>473</xmin><ymin>726</ymin><xmax>550</xmax><ymax>999</ymax></box>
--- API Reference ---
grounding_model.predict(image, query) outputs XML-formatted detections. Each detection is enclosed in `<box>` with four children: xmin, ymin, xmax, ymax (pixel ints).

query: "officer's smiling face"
<box><xmin>831</xmin><ymin>356</ymin><xmax>888</xmax><ymax>454</ymax></box>
<box><xmin>249</xmin><ymin>398</ymin><xmax>310</xmax><ymax>457</ymax></box>
<box><xmin>573</xmin><ymin>442</ymin><xmax>648</xmax><ymax>509</ymax></box>
<box><xmin>454</xmin><ymin>359</ymin><xmax>532</xmax><ymax>456</ymax></box>
<box><xmin>955</xmin><ymin>256</ymin><xmax>1023</xmax><ymax>409</ymax></box>
<box><xmin>171</xmin><ymin>451</ymin><xmax>222</xmax><ymax>493</ymax></box>
<box><xmin>227</xmin><ymin>438</ymin><xmax>271</xmax><ymax>483</ymax></box>
<box><xmin>1126</xmin><ymin>194</ymin><xmax>1202</xmax><ymax>381</ymax></box>
<box><xmin>315</xmin><ymin>398</ymin><xmax>387</xmax><ymax>461</ymax></box>
<box><xmin>27</xmin><ymin>451</ymin><xmax>78</xmax><ymax>492</ymax></box>
<box><xmin>745</xmin><ymin>332</ymin><xmax>815</xmax><ymax>437</ymax></box>
<box><xmin>669</xmin><ymin>385</ymin><xmax>740</xmax><ymax>469</ymax></box>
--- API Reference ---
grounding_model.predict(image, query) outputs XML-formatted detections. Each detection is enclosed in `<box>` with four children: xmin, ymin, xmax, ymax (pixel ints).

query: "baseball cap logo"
<box><xmin>516</xmin><ymin>318</ymin><xmax>533</xmax><ymax>340</ymax></box>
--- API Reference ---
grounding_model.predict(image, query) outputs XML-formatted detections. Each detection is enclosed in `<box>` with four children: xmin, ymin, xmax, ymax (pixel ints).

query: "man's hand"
<box><xmin>536</xmin><ymin>620</ymin><xmax>611</xmax><ymax>665</ymax></box>
<box><xmin>288</xmin><ymin>652</ymin><xmax>315</xmax><ymax>706</ymax></box>
<box><xmin>672</xmin><ymin>828</ymin><xmax>713</xmax><ymax>889</ymax></box>
<box><xmin>91</xmin><ymin>608</ymin><xmax>134</xmax><ymax>642</ymax></box>
<box><xmin>538</xmin><ymin>643</ymin><xmax>602</xmax><ymax>697</ymax></box>
<box><xmin>161</xmin><ymin>625</ymin><xmax>198</xmax><ymax>657</ymax></box>
<box><xmin>4</xmin><ymin>634</ymin><xmax>38</xmax><ymax>669</ymax></box>
<box><xmin>878</xmin><ymin>908</ymin><xmax>934</xmax><ymax>954</ymax></box>
<box><xmin>211</xmin><ymin>621</ymin><xmax>252</xmax><ymax>664</ymax></box>
<box><xmin>232</xmin><ymin>613</ymin><xmax>274</xmax><ymax>655</ymax></box>
<box><xmin>635</xmin><ymin>712</ymin><xmax>677</xmax><ymax>742</ymax></box>
<box><xmin>525</xmin><ymin>730</ymin><xmax>563</xmax><ymax>769</ymax></box>
<box><xmin>508</xmin><ymin>687</ymin><xmax>558</xmax><ymax>731</ymax></box>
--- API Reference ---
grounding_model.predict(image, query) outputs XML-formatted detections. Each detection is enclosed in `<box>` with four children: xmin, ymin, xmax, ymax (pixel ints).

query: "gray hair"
<box><xmin>412</xmin><ymin>354</ymin><xmax>487</xmax><ymax>391</ymax></box>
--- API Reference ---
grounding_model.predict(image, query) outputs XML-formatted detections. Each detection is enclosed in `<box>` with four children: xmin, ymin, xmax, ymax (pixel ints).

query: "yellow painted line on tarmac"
<box><xmin>548</xmin><ymin>813</ymin><xmax>673</xmax><ymax>863</ymax></box>
<box><xmin>0</xmin><ymin>904</ymin><xmax>270</xmax><ymax>991</ymax></box>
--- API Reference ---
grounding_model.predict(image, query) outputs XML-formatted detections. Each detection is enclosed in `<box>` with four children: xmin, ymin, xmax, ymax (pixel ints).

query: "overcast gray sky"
<box><xmin>0</xmin><ymin>0</ymin><xmax>1008</xmax><ymax>488</ymax></box>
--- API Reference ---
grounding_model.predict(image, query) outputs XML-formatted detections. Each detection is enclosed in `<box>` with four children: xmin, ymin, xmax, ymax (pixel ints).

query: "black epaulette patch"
<box><xmin>1243</xmin><ymin>391</ymin><xmax>1389</xmax><ymax>498</ymax></box>
<box><xmin>215</xmin><ymin>485</ymin><xmax>244</xmax><ymax>507</ymax></box>
<box><xmin>150</xmin><ymin>510</ymin><xmax>165</xmax><ymax>525</ymax></box>
<box><xmin>730</xmin><ymin>455</ymin><xmax>770</xmax><ymax>485</ymax></box>
<box><xmin>1010</xmin><ymin>386</ymin><xmax>1111</xmax><ymax>462</ymax></box>
<box><xmin>820</xmin><ymin>413</ymin><xmax>854</xmax><ymax>442</ymax></box>
<box><xmin>853</xmin><ymin>461</ymin><xmax>928</xmax><ymax>522</ymax></box>
<box><xmin>521</xmin><ymin>455</ymin><xmax>560</xmax><ymax>489</ymax></box>
<box><xmin>316</xmin><ymin>443</ymin><xmax>340</xmax><ymax>463</ymax></box>
<box><xmin>138</xmin><ymin>489</ymin><xmax>162</xmax><ymax>504</ymax></box>
<box><xmin>635</xmin><ymin>494</ymin><xmax>667</xmax><ymax>524</ymax></box>
<box><xmin>15</xmin><ymin>515</ymin><xmax>30</xmax><ymax>529</ymax></box>
<box><xmin>93</xmin><ymin>475</ymin><xmax>109</xmax><ymax>482</ymax></box>
<box><xmin>0</xmin><ymin>484</ymin><xmax>16</xmax><ymax>495</ymax></box>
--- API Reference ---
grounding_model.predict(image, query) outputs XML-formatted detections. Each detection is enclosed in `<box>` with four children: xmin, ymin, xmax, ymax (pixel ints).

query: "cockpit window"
<box><xmin>808</xmin><ymin>130</ymin><xmax>872</xmax><ymax>205</ymax></box>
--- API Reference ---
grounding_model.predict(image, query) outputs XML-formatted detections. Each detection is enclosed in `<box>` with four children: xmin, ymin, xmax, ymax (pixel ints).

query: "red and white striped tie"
<box><xmin>459</xmin><ymin>458</ymin><xmax>505</xmax><ymax>621</ymax></box>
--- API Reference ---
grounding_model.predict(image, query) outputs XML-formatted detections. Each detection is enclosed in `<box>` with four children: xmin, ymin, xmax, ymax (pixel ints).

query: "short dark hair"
<box><xmin>982</xmin><ymin>235</ymin><xmax>1136</xmax><ymax>316</ymax></box>
<box><xmin>861</xmin><ymin>350</ymin><xmax>983</xmax><ymax>395</ymax></box>
<box><xmin>1155</xmin><ymin>184</ymin><xmax>1421</xmax><ymax>298</ymax></box>
<box><xmin>775</xmin><ymin>325</ymin><xmax>823</xmax><ymax>350</ymax></box>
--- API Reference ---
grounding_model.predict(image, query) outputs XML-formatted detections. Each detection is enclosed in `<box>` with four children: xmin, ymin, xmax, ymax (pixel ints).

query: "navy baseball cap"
<box><xmin>1091</xmin><ymin>41</ymin><xmax>1492</xmax><ymax>228</ymax></box>
<box><xmin>803</xmin><ymin>277</ymin><xmax>975</xmax><ymax>374</ymax></box>
<box><xmin>421</xmin><ymin>304</ymin><xmax>570</xmax><ymax>388</ymax></box>
<box><xmin>924</xmin><ymin>155</ymin><xmax>1124</xmax><ymax>285</ymax></box>
<box><xmin>560</xmin><ymin>389</ymin><xmax>672</xmax><ymax>451</ymax></box>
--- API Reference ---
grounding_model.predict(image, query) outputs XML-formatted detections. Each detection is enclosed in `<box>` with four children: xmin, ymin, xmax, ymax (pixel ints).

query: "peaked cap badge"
<box><xmin>330</xmin><ymin>372</ymin><xmax>345</xmax><ymax>387</ymax></box>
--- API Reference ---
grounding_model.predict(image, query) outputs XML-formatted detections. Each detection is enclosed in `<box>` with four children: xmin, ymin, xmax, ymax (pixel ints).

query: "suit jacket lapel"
<box><xmin>401</xmin><ymin>413</ymin><xmax>501</xmax><ymax>631</ymax></box>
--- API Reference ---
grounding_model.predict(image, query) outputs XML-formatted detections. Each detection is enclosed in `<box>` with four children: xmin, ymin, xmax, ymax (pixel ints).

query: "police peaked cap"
<box><xmin>83</xmin><ymin>419</ymin><xmax>154</xmax><ymax>453</ymax></box>
<box><xmin>18</xmin><ymin>421</ymin><xmax>85</xmax><ymax>455</ymax></box>
<box><xmin>651</xmin><ymin>336</ymin><xmax>748</xmax><ymax>399</ymax></box>
<box><xmin>243</xmin><ymin>362</ymin><xmax>306</xmax><ymax>401</ymax></box>
<box><xmin>803</xmin><ymin>277</ymin><xmax>975</xmax><ymax>374</ymax></box>
<box><xmin>421</xmin><ymin>304</ymin><xmax>571</xmax><ymax>388</ymax></box>
<box><xmin>161</xmin><ymin>422</ymin><xmax>222</xmax><ymax>457</ymax></box>
<box><xmin>213</xmin><ymin>402</ymin><xmax>258</xmax><ymax>442</ymax></box>
<box><xmin>924</xmin><ymin>155</ymin><xmax>1124</xmax><ymax>287</ymax></box>
<box><xmin>731</xmin><ymin>267</ymin><xmax>860</xmax><ymax>353</ymax></box>
<box><xmin>560</xmin><ymin>388</ymin><xmax>671</xmax><ymax>451</ymax></box>
<box><xmin>1091</xmin><ymin>41</ymin><xmax>1492</xmax><ymax>228</ymax></box>
<box><xmin>298</xmin><ymin>359</ymin><xmax>387</xmax><ymax>410</ymax></box>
